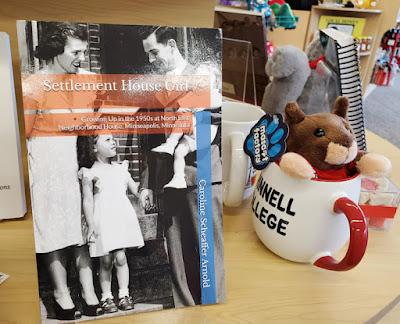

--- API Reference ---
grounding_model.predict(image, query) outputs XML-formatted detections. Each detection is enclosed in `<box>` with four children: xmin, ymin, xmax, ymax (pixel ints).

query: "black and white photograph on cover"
<box><xmin>17</xmin><ymin>20</ymin><xmax>224</xmax><ymax>323</ymax></box>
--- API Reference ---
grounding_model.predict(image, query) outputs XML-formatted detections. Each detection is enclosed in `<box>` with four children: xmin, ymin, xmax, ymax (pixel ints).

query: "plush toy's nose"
<box><xmin>325</xmin><ymin>142</ymin><xmax>348</xmax><ymax>165</ymax></box>
<box><xmin>342</xmin><ymin>136</ymin><xmax>354</xmax><ymax>149</ymax></box>
<box><xmin>324</xmin><ymin>140</ymin><xmax>357</xmax><ymax>165</ymax></box>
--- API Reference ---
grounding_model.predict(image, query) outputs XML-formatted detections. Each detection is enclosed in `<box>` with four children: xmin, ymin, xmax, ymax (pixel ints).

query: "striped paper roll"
<box><xmin>322</xmin><ymin>28</ymin><xmax>367</xmax><ymax>151</ymax></box>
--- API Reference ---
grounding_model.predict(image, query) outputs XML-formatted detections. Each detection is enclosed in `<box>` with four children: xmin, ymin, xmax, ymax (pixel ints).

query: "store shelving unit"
<box><xmin>306</xmin><ymin>5</ymin><xmax>382</xmax><ymax>92</ymax></box>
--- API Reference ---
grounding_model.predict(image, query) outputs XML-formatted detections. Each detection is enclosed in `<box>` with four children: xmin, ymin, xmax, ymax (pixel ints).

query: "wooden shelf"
<box><xmin>359</xmin><ymin>51</ymin><xmax>372</xmax><ymax>57</ymax></box>
<box><xmin>306</xmin><ymin>5</ymin><xmax>383</xmax><ymax>93</ymax></box>
<box><xmin>312</xmin><ymin>5</ymin><xmax>382</xmax><ymax>14</ymax></box>
<box><xmin>214</xmin><ymin>5</ymin><xmax>263</xmax><ymax>17</ymax></box>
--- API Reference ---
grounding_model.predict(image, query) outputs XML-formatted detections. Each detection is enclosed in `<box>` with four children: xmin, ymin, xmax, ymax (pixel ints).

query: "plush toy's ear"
<box><xmin>332</xmin><ymin>96</ymin><xmax>349</xmax><ymax>119</ymax></box>
<box><xmin>285</xmin><ymin>102</ymin><xmax>305</xmax><ymax>124</ymax></box>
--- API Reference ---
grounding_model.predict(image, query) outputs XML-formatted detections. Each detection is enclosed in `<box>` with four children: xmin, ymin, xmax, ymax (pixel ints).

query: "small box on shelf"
<box><xmin>355</xmin><ymin>35</ymin><xmax>373</xmax><ymax>55</ymax></box>
<box><xmin>359</xmin><ymin>176</ymin><xmax>399</xmax><ymax>230</ymax></box>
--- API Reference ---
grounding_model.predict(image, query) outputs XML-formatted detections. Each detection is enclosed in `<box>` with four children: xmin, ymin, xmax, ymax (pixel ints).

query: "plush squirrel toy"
<box><xmin>280</xmin><ymin>96</ymin><xmax>391</xmax><ymax>180</ymax></box>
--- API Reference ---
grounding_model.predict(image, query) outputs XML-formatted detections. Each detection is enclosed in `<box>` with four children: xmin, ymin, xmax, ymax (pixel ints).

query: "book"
<box><xmin>17</xmin><ymin>20</ymin><xmax>224</xmax><ymax>323</ymax></box>
<box><xmin>318</xmin><ymin>15</ymin><xmax>366</xmax><ymax>38</ymax></box>
<box><xmin>0</xmin><ymin>32</ymin><xmax>26</xmax><ymax>220</ymax></box>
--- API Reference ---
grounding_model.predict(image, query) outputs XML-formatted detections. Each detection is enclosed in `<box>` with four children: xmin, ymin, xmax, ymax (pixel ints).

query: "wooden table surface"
<box><xmin>2</xmin><ymin>1</ymin><xmax>399</xmax><ymax>322</ymax></box>
<box><xmin>1</xmin><ymin>132</ymin><xmax>399</xmax><ymax>324</ymax></box>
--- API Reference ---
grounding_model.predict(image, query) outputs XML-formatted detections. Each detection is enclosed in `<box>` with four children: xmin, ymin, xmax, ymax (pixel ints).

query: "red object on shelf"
<box><xmin>309</xmin><ymin>55</ymin><xmax>326</xmax><ymax>70</ymax></box>
<box><xmin>372</xmin><ymin>66</ymin><xmax>392</xmax><ymax>86</ymax></box>
<box><xmin>372</xmin><ymin>28</ymin><xmax>400</xmax><ymax>86</ymax></box>
<box><xmin>360</xmin><ymin>205</ymin><xmax>398</xmax><ymax>230</ymax></box>
<box><xmin>360</xmin><ymin>205</ymin><xmax>397</xmax><ymax>219</ymax></box>
<box><xmin>266</xmin><ymin>40</ymin><xmax>274</xmax><ymax>57</ymax></box>
<box><xmin>269</xmin><ymin>0</ymin><xmax>286</xmax><ymax>5</ymax></box>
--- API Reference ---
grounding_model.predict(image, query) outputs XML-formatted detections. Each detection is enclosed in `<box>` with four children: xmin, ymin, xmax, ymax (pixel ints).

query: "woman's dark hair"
<box><xmin>77</xmin><ymin>135</ymin><xmax>98</xmax><ymax>169</ymax></box>
<box><xmin>34</xmin><ymin>23</ymin><xmax>88</xmax><ymax>60</ymax></box>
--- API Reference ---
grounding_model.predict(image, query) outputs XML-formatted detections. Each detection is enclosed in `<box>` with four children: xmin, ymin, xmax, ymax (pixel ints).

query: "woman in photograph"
<box><xmin>25</xmin><ymin>23</ymin><xmax>102</xmax><ymax>320</ymax></box>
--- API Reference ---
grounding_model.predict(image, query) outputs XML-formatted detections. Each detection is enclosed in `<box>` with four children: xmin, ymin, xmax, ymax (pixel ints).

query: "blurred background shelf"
<box><xmin>313</xmin><ymin>5</ymin><xmax>382</xmax><ymax>14</ymax></box>
<box><xmin>306</xmin><ymin>5</ymin><xmax>382</xmax><ymax>93</ymax></box>
<box><xmin>360</xmin><ymin>51</ymin><xmax>372</xmax><ymax>56</ymax></box>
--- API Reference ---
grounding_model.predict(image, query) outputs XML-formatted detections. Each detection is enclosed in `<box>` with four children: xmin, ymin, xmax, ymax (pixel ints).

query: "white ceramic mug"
<box><xmin>222</xmin><ymin>101</ymin><xmax>265</xmax><ymax>207</ymax></box>
<box><xmin>252</xmin><ymin>162</ymin><xmax>368</xmax><ymax>271</ymax></box>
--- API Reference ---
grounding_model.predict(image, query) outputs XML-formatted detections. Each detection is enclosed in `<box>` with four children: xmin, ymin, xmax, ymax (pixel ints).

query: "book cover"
<box><xmin>318</xmin><ymin>16</ymin><xmax>366</xmax><ymax>38</ymax></box>
<box><xmin>0</xmin><ymin>32</ymin><xmax>26</xmax><ymax>220</ymax></box>
<box><xmin>17</xmin><ymin>20</ymin><xmax>224</xmax><ymax>323</ymax></box>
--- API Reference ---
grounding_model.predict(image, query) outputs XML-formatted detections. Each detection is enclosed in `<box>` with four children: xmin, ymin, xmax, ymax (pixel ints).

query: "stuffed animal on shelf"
<box><xmin>261</xmin><ymin>45</ymin><xmax>310</xmax><ymax>115</ymax></box>
<box><xmin>248</xmin><ymin>0</ymin><xmax>272</xmax><ymax>28</ymax></box>
<box><xmin>262</xmin><ymin>33</ymin><xmax>341</xmax><ymax>116</ymax></box>
<box><xmin>297</xmin><ymin>32</ymin><xmax>337</xmax><ymax>115</ymax></box>
<box><xmin>279</xmin><ymin>96</ymin><xmax>392</xmax><ymax>180</ymax></box>
<box><xmin>251</xmin><ymin>0</ymin><xmax>272</xmax><ymax>18</ymax></box>
<box><xmin>270</xmin><ymin>2</ymin><xmax>299</xmax><ymax>29</ymax></box>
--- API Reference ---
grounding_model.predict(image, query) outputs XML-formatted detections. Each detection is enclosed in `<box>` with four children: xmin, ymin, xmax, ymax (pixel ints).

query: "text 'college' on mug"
<box><xmin>222</xmin><ymin>101</ymin><xmax>265</xmax><ymax>207</ymax></box>
<box><xmin>252</xmin><ymin>162</ymin><xmax>368</xmax><ymax>271</ymax></box>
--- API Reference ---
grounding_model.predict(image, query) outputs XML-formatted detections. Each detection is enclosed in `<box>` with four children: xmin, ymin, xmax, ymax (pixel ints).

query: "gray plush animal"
<box><xmin>297</xmin><ymin>32</ymin><xmax>337</xmax><ymax>115</ymax></box>
<box><xmin>261</xmin><ymin>45</ymin><xmax>310</xmax><ymax>115</ymax></box>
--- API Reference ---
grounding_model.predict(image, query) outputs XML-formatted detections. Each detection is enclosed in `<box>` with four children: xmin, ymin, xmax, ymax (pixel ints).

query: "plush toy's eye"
<box><xmin>314</xmin><ymin>128</ymin><xmax>325</xmax><ymax>137</ymax></box>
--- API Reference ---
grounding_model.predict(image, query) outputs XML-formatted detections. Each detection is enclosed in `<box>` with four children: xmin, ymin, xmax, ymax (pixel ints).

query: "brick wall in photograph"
<box><xmin>114</xmin><ymin>135</ymin><xmax>140</xmax><ymax>182</ymax></box>
<box><xmin>84</xmin><ymin>23</ymin><xmax>142</xmax><ymax>183</ymax></box>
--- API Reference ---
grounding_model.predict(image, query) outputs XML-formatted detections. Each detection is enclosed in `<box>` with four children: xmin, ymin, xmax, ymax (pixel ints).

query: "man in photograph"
<box><xmin>142</xmin><ymin>26</ymin><xmax>195</xmax><ymax>76</ymax></box>
<box><xmin>142</xmin><ymin>26</ymin><xmax>221</xmax><ymax>110</ymax></box>
<box><xmin>139</xmin><ymin>26</ymin><xmax>224</xmax><ymax>307</ymax></box>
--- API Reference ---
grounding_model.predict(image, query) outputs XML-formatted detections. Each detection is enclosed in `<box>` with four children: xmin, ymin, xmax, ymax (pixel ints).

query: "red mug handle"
<box><xmin>314</xmin><ymin>197</ymin><xmax>368</xmax><ymax>271</ymax></box>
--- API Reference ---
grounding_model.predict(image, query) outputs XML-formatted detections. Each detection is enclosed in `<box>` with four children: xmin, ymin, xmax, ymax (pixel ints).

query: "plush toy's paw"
<box><xmin>280</xmin><ymin>152</ymin><xmax>315</xmax><ymax>179</ymax></box>
<box><xmin>357</xmin><ymin>153</ymin><xmax>392</xmax><ymax>178</ymax></box>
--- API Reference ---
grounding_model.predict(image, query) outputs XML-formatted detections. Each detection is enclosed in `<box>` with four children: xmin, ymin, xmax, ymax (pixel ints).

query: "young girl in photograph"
<box><xmin>79</xmin><ymin>134</ymin><xmax>144</xmax><ymax>313</ymax></box>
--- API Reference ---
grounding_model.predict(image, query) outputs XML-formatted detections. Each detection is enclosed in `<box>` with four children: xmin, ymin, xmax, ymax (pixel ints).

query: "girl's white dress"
<box><xmin>85</xmin><ymin>161</ymin><xmax>144</xmax><ymax>257</ymax></box>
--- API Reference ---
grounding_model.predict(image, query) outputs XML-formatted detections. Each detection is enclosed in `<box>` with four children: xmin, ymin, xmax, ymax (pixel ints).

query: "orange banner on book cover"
<box><xmin>22</xmin><ymin>74</ymin><xmax>211</xmax><ymax>110</ymax></box>
<box><xmin>24</xmin><ymin>111</ymin><xmax>193</xmax><ymax>137</ymax></box>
